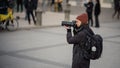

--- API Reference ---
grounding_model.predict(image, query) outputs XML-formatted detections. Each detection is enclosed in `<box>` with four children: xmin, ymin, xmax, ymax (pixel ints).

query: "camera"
<box><xmin>61</xmin><ymin>20</ymin><xmax>76</xmax><ymax>27</ymax></box>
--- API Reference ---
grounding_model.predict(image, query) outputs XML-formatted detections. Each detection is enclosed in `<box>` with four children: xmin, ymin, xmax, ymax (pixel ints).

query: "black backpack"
<box><xmin>83</xmin><ymin>30</ymin><xmax>103</xmax><ymax>60</ymax></box>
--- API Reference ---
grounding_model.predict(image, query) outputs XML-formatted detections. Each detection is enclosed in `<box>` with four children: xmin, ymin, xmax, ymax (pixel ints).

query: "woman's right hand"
<box><xmin>64</xmin><ymin>26</ymin><xmax>71</xmax><ymax>29</ymax></box>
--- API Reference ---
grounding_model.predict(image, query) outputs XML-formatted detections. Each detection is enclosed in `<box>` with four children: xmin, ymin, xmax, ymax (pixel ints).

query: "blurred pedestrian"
<box><xmin>54</xmin><ymin>0</ymin><xmax>58</xmax><ymax>12</ymax></box>
<box><xmin>66</xmin><ymin>0</ymin><xmax>69</xmax><ymax>4</ymax></box>
<box><xmin>16</xmin><ymin>0</ymin><xmax>23</xmax><ymax>12</ymax></box>
<box><xmin>8</xmin><ymin>0</ymin><xmax>15</xmax><ymax>10</ymax></box>
<box><xmin>112</xmin><ymin>0</ymin><xmax>120</xmax><ymax>19</ymax></box>
<box><xmin>51</xmin><ymin>0</ymin><xmax>55</xmax><ymax>6</ymax></box>
<box><xmin>33</xmin><ymin>0</ymin><xmax>38</xmax><ymax>10</ymax></box>
<box><xmin>33</xmin><ymin>0</ymin><xmax>38</xmax><ymax>16</ymax></box>
<box><xmin>82</xmin><ymin>0</ymin><xmax>88</xmax><ymax>7</ymax></box>
<box><xmin>94</xmin><ymin>0</ymin><xmax>101</xmax><ymax>28</ymax></box>
<box><xmin>57</xmin><ymin>0</ymin><xmax>63</xmax><ymax>12</ymax></box>
<box><xmin>42</xmin><ymin>0</ymin><xmax>47</xmax><ymax>12</ymax></box>
<box><xmin>84</xmin><ymin>0</ymin><xmax>94</xmax><ymax>27</ymax></box>
<box><xmin>0</xmin><ymin>0</ymin><xmax>9</xmax><ymax>14</ymax></box>
<box><xmin>65</xmin><ymin>13</ymin><xmax>93</xmax><ymax>68</ymax></box>
<box><xmin>54</xmin><ymin>0</ymin><xmax>63</xmax><ymax>12</ymax></box>
<box><xmin>24</xmin><ymin>0</ymin><xmax>36</xmax><ymax>25</ymax></box>
<box><xmin>51</xmin><ymin>0</ymin><xmax>55</xmax><ymax>11</ymax></box>
<box><xmin>23</xmin><ymin>0</ymin><xmax>27</xmax><ymax>20</ymax></box>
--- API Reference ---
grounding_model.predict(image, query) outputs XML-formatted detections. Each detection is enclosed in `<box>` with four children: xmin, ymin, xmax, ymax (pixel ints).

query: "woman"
<box><xmin>65</xmin><ymin>13</ymin><xmax>94</xmax><ymax>68</ymax></box>
<box><xmin>94</xmin><ymin>0</ymin><xmax>101</xmax><ymax>28</ymax></box>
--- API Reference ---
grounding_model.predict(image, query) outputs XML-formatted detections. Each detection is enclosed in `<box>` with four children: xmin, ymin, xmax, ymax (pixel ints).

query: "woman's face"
<box><xmin>75</xmin><ymin>19</ymin><xmax>82</xmax><ymax>27</ymax></box>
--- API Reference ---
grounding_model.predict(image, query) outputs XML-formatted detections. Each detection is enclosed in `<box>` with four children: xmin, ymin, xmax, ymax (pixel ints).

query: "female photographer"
<box><xmin>65</xmin><ymin>13</ymin><xmax>94</xmax><ymax>68</ymax></box>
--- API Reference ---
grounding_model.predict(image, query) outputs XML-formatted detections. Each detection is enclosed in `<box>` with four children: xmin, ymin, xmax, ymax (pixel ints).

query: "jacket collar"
<box><xmin>74</xmin><ymin>25</ymin><xmax>84</xmax><ymax>33</ymax></box>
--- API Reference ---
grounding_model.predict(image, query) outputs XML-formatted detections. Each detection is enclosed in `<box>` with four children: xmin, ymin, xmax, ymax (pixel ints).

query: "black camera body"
<box><xmin>61</xmin><ymin>20</ymin><xmax>76</xmax><ymax>27</ymax></box>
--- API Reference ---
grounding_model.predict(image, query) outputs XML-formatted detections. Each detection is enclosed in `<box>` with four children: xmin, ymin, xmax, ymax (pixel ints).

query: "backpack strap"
<box><xmin>84</xmin><ymin>29</ymin><xmax>96</xmax><ymax>41</ymax></box>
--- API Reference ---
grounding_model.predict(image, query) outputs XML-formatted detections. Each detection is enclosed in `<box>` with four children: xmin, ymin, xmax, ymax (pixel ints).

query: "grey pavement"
<box><xmin>0</xmin><ymin>22</ymin><xmax>120</xmax><ymax>68</ymax></box>
<box><xmin>0</xmin><ymin>3</ymin><xmax>120</xmax><ymax>68</ymax></box>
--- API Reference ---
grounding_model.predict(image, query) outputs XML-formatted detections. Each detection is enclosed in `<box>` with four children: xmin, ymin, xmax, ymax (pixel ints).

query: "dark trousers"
<box><xmin>58</xmin><ymin>3</ymin><xmax>63</xmax><ymax>12</ymax></box>
<box><xmin>113</xmin><ymin>9</ymin><xmax>120</xmax><ymax>19</ymax></box>
<box><xmin>87</xmin><ymin>13</ymin><xmax>93</xmax><ymax>26</ymax></box>
<box><xmin>27</xmin><ymin>10</ymin><xmax>36</xmax><ymax>24</ymax></box>
<box><xmin>16</xmin><ymin>2</ymin><xmax>23</xmax><ymax>12</ymax></box>
<box><xmin>95</xmin><ymin>15</ymin><xmax>100</xmax><ymax>27</ymax></box>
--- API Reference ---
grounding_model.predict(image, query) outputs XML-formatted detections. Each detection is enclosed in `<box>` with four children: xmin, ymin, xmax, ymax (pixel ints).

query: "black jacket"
<box><xmin>67</xmin><ymin>25</ymin><xmax>94</xmax><ymax>68</ymax></box>
<box><xmin>84</xmin><ymin>2</ymin><xmax>94</xmax><ymax>13</ymax></box>
<box><xmin>33</xmin><ymin>0</ymin><xmax>38</xmax><ymax>10</ymax></box>
<box><xmin>0</xmin><ymin>0</ymin><xmax>9</xmax><ymax>14</ymax></box>
<box><xmin>24</xmin><ymin>0</ymin><xmax>34</xmax><ymax>11</ymax></box>
<box><xmin>113</xmin><ymin>0</ymin><xmax>120</xmax><ymax>10</ymax></box>
<box><xmin>94</xmin><ymin>3</ymin><xmax>101</xmax><ymax>16</ymax></box>
<box><xmin>16</xmin><ymin>0</ymin><xmax>23</xmax><ymax>4</ymax></box>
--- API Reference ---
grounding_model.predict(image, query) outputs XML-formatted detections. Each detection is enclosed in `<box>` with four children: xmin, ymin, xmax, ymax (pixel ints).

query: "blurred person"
<box><xmin>23</xmin><ymin>0</ymin><xmax>27</xmax><ymax>20</ymax></box>
<box><xmin>51</xmin><ymin>0</ymin><xmax>55</xmax><ymax>11</ymax></box>
<box><xmin>66</xmin><ymin>0</ymin><xmax>69</xmax><ymax>4</ymax></box>
<box><xmin>0</xmin><ymin>0</ymin><xmax>14</xmax><ymax>26</ymax></box>
<box><xmin>84</xmin><ymin>0</ymin><xmax>94</xmax><ymax>27</ymax></box>
<box><xmin>33</xmin><ymin>0</ymin><xmax>38</xmax><ymax>16</ymax></box>
<box><xmin>33</xmin><ymin>0</ymin><xmax>38</xmax><ymax>10</ymax></box>
<box><xmin>0</xmin><ymin>0</ymin><xmax>14</xmax><ymax>14</ymax></box>
<box><xmin>54</xmin><ymin>0</ymin><xmax>63</xmax><ymax>12</ymax></box>
<box><xmin>23</xmin><ymin>0</ymin><xmax>38</xmax><ymax>20</ymax></box>
<box><xmin>8</xmin><ymin>0</ymin><xmax>15</xmax><ymax>10</ymax></box>
<box><xmin>16</xmin><ymin>0</ymin><xmax>23</xmax><ymax>12</ymax></box>
<box><xmin>112</xmin><ymin>0</ymin><xmax>120</xmax><ymax>19</ymax></box>
<box><xmin>82</xmin><ymin>0</ymin><xmax>88</xmax><ymax>7</ymax></box>
<box><xmin>94</xmin><ymin>0</ymin><xmax>101</xmax><ymax>28</ymax></box>
<box><xmin>65</xmin><ymin>13</ymin><xmax>94</xmax><ymax>68</ymax></box>
<box><xmin>54</xmin><ymin>0</ymin><xmax>58</xmax><ymax>12</ymax></box>
<box><xmin>51</xmin><ymin>0</ymin><xmax>55</xmax><ymax>6</ymax></box>
<box><xmin>0</xmin><ymin>0</ymin><xmax>9</xmax><ymax>14</ymax></box>
<box><xmin>57</xmin><ymin>0</ymin><xmax>63</xmax><ymax>12</ymax></box>
<box><xmin>42</xmin><ymin>0</ymin><xmax>47</xmax><ymax>12</ymax></box>
<box><xmin>24</xmin><ymin>0</ymin><xmax>36</xmax><ymax>25</ymax></box>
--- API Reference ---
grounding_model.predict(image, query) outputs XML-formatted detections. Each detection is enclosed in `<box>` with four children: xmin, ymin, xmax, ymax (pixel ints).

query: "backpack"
<box><xmin>83</xmin><ymin>30</ymin><xmax>103</xmax><ymax>60</ymax></box>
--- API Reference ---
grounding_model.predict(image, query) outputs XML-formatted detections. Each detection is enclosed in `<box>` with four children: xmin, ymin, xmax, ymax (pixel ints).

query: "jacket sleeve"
<box><xmin>66</xmin><ymin>29</ymin><xmax>86</xmax><ymax>44</ymax></box>
<box><xmin>95</xmin><ymin>4</ymin><xmax>101</xmax><ymax>15</ymax></box>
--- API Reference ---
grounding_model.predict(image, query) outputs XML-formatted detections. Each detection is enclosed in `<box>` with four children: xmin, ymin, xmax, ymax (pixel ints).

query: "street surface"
<box><xmin>0</xmin><ymin>20</ymin><xmax>120</xmax><ymax>68</ymax></box>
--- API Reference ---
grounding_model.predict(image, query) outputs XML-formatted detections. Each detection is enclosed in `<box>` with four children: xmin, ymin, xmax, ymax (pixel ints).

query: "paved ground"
<box><xmin>0</xmin><ymin>2</ymin><xmax>120</xmax><ymax>68</ymax></box>
<box><xmin>0</xmin><ymin>22</ymin><xmax>120</xmax><ymax>68</ymax></box>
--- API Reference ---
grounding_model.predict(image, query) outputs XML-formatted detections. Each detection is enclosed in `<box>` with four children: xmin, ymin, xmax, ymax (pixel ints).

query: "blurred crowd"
<box><xmin>0</xmin><ymin>0</ymin><xmax>119</xmax><ymax>26</ymax></box>
<box><xmin>14</xmin><ymin>0</ymin><xmax>64</xmax><ymax>25</ymax></box>
<box><xmin>0</xmin><ymin>0</ymin><xmax>65</xmax><ymax>25</ymax></box>
<box><xmin>84</xmin><ymin>0</ymin><xmax>120</xmax><ymax>28</ymax></box>
<box><xmin>11</xmin><ymin>0</ymin><xmax>64</xmax><ymax>12</ymax></box>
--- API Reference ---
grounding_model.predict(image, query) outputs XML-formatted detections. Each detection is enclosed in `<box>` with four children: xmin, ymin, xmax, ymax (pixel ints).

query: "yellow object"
<box><xmin>0</xmin><ymin>8</ymin><xmax>13</xmax><ymax>22</ymax></box>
